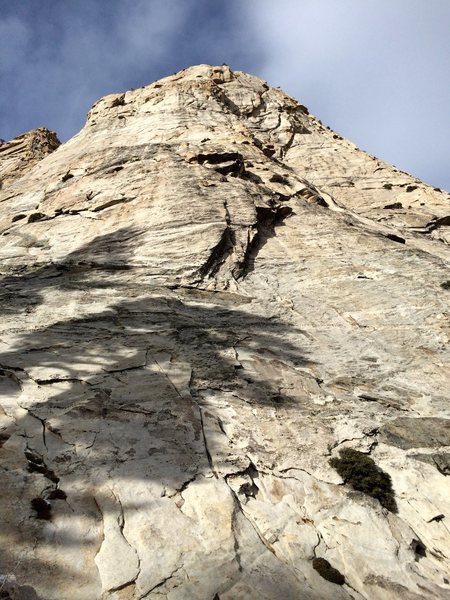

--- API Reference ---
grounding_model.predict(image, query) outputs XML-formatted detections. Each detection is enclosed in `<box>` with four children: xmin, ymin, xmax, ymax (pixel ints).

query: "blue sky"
<box><xmin>1</xmin><ymin>0</ymin><xmax>449</xmax><ymax>189</ymax></box>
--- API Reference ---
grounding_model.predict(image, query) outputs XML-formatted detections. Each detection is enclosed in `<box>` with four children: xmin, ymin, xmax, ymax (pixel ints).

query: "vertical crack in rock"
<box><xmin>230</xmin><ymin>501</ymin><xmax>244</xmax><ymax>573</ymax></box>
<box><xmin>192</xmin><ymin>158</ymin><xmax>296</xmax><ymax>284</ymax></box>
<box><xmin>279</xmin><ymin>130</ymin><xmax>296</xmax><ymax>158</ymax></box>
<box><xmin>24</xmin><ymin>447</ymin><xmax>59</xmax><ymax>483</ymax></box>
<box><xmin>152</xmin><ymin>357</ymin><xmax>216</xmax><ymax>477</ymax></box>
<box><xmin>198</xmin><ymin>225</ymin><xmax>235</xmax><ymax>280</ymax></box>
<box><xmin>19</xmin><ymin>404</ymin><xmax>49</xmax><ymax>451</ymax></box>
<box><xmin>224</xmin><ymin>476</ymin><xmax>276</xmax><ymax>558</ymax></box>
<box><xmin>238</xmin><ymin>203</ymin><xmax>293</xmax><ymax>278</ymax></box>
<box><xmin>195</xmin><ymin>397</ymin><xmax>217</xmax><ymax>478</ymax></box>
<box><xmin>223</xmin><ymin>473</ymin><xmax>320</xmax><ymax>594</ymax></box>
<box><xmin>94</xmin><ymin>491</ymin><xmax>141</xmax><ymax>593</ymax></box>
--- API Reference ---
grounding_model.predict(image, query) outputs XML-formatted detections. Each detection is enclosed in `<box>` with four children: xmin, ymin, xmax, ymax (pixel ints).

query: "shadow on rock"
<box><xmin>0</xmin><ymin>230</ymin><xmax>316</xmax><ymax>597</ymax></box>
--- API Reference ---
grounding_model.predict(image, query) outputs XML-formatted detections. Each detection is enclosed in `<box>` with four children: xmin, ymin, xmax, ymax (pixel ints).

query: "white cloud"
<box><xmin>240</xmin><ymin>0</ymin><xmax>450</xmax><ymax>188</ymax></box>
<box><xmin>1</xmin><ymin>1</ymin><xmax>448</xmax><ymax>189</ymax></box>
<box><xmin>0</xmin><ymin>1</ymin><xmax>193</xmax><ymax>139</ymax></box>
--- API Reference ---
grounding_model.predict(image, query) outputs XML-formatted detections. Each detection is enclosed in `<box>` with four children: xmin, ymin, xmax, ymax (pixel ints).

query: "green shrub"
<box><xmin>330</xmin><ymin>448</ymin><xmax>397</xmax><ymax>512</ymax></box>
<box><xmin>441</xmin><ymin>281</ymin><xmax>450</xmax><ymax>290</ymax></box>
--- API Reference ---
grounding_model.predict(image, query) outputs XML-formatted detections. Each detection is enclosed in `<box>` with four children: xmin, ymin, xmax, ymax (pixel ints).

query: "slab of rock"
<box><xmin>0</xmin><ymin>65</ymin><xmax>449</xmax><ymax>600</ymax></box>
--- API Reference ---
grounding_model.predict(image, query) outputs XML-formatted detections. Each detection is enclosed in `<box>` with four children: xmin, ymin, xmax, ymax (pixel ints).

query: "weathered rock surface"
<box><xmin>0</xmin><ymin>64</ymin><xmax>449</xmax><ymax>600</ymax></box>
<box><xmin>0</xmin><ymin>128</ymin><xmax>60</xmax><ymax>190</ymax></box>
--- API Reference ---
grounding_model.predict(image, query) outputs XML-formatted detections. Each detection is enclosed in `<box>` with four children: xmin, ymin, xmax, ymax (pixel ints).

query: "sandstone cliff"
<box><xmin>0</xmin><ymin>64</ymin><xmax>449</xmax><ymax>600</ymax></box>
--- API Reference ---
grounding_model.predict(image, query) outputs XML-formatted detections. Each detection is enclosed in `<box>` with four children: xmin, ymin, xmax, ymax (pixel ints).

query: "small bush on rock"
<box><xmin>330</xmin><ymin>448</ymin><xmax>397</xmax><ymax>512</ymax></box>
<box><xmin>441</xmin><ymin>281</ymin><xmax>450</xmax><ymax>290</ymax></box>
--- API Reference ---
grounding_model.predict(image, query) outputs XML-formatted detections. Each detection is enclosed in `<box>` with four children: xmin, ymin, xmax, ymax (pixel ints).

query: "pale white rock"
<box><xmin>0</xmin><ymin>64</ymin><xmax>449</xmax><ymax>600</ymax></box>
<box><xmin>94</xmin><ymin>488</ymin><xmax>140</xmax><ymax>593</ymax></box>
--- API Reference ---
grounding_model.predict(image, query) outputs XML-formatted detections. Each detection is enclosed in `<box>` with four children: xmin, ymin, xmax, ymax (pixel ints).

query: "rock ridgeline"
<box><xmin>0</xmin><ymin>64</ymin><xmax>449</xmax><ymax>600</ymax></box>
<box><xmin>0</xmin><ymin>128</ymin><xmax>60</xmax><ymax>190</ymax></box>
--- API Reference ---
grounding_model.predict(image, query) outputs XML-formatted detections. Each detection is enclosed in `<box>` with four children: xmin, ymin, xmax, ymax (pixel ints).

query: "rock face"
<box><xmin>0</xmin><ymin>64</ymin><xmax>449</xmax><ymax>600</ymax></box>
<box><xmin>0</xmin><ymin>128</ymin><xmax>60</xmax><ymax>190</ymax></box>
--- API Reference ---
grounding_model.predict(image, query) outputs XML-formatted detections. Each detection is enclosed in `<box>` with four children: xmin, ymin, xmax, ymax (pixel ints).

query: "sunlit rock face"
<box><xmin>0</xmin><ymin>64</ymin><xmax>449</xmax><ymax>600</ymax></box>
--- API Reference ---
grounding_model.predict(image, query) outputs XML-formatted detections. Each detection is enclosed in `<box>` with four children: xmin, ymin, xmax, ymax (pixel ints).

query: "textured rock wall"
<box><xmin>0</xmin><ymin>65</ymin><xmax>449</xmax><ymax>600</ymax></box>
<box><xmin>0</xmin><ymin>128</ymin><xmax>60</xmax><ymax>190</ymax></box>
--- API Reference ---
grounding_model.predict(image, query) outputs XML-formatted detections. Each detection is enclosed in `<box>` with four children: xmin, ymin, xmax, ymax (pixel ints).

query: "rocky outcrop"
<box><xmin>0</xmin><ymin>65</ymin><xmax>449</xmax><ymax>600</ymax></box>
<box><xmin>0</xmin><ymin>128</ymin><xmax>60</xmax><ymax>190</ymax></box>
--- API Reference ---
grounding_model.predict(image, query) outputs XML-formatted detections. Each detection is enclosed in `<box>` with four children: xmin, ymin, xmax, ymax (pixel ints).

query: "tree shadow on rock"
<box><xmin>0</xmin><ymin>231</ymin><xmax>318</xmax><ymax>599</ymax></box>
<box><xmin>0</xmin><ymin>226</ymin><xmax>142</xmax><ymax>317</ymax></box>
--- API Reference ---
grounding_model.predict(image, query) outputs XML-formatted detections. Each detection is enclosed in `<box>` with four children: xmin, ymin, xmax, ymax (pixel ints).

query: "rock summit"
<box><xmin>0</xmin><ymin>65</ymin><xmax>449</xmax><ymax>599</ymax></box>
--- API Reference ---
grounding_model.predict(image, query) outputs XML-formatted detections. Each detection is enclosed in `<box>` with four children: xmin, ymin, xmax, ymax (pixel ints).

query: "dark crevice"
<box><xmin>35</xmin><ymin>377</ymin><xmax>85</xmax><ymax>386</ymax></box>
<box><xmin>0</xmin><ymin>363</ymin><xmax>25</xmax><ymax>373</ymax></box>
<box><xmin>47</xmin><ymin>489</ymin><xmax>67</xmax><ymax>500</ymax></box>
<box><xmin>197</xmin><ymin>403</ymin><xmax>216</xmax><ymax>477</ymax></box>
<box><xmin>226</xmin><ymin>462</ymin><xmax>260</xmax><ymax>500</ymax></box>
<box><xmin>177</xmin><ymin>474</ymin><xmax>199</xmax><ymax>495</ymax></box>
<box><xmin>110</xmin><ymin>94</ymin><xmax>125</xmax><ymax>108</ymax></box>
<box><xmin>198</xmin><ymin>227</ymin><xmax>234</xmax><ymax>279</ymax></box>
<box><xmin>25</xmin><ymin>448</ymin><xmax>59</xmax><ymax>483</ymax></box>
<box><xmin>0</xmin><ymin>368</ymin><xmax>22</xmax><ymax>387</ymax></box>
<box><xmin>241</xmin><ymin>92</ymin><xmax>268</xmax><ymax>119</ymax></box>
<box><xmin>91</xmin><ymin>196</ymin><xmax>135</xmax><ymax>213</ymax></box>
<box><xmin>410</xmin><ymin>214</ymin><xmax>450</xmax><ymax>238</ymax></box>
<box><xmin>432</xmin><ymin>455</ymin><xmax>450</xmax><ymax>477</ymax></box>
<box><xmin>0</xmin><ymin>431</ymin><xmax>11</xmax><ymax>447</ymax></box>
<box><xmin>424</xmin><ymin>215</ymin><xmax>450</xmax><ymax>232</ymax></box>
<box><xmin>296</xmin><ymin>184</ymin><xmax>327</xmax><ymax>205</ymax></box>
<box><xmin>27</xmin><ymin>212</ymin><xmax>48</xmax><ymax>224</ymax></box>
<box><xmin>231</xmin><ymin>504</ymin><xmax>243</xmax><ymax>572</ymax></box>
<box><xmin>410</xmin><ymin>539</ymin><xmax>427</xmax><ymax>560</ymax></box>
<box><xmin>427</xmin><ymin>514</ymin><xmax>445</xmax><ymax>523</ymax></box>
<box><xmin>224</xmin><ymin>480</ymin><xmax>278</xmax><ymax>560</ymax></box>
<box><xmin>270</xmin><ymin>173</ymin><xmax>290</xmax><ymax>186</ymax></box>
<box><xmin>15</xmin><ymin>195</ymin><xmax>136</xmax><ymax>227</ymax></box>
<box><xmin>240</xmin><ymin>170</ymin><xmax>263</xmax><ymax>184</ymax></box>
<box><xmin>11</xmin><ymin>213</ymin><xmax>27</xmax><ymax>222</ymax></box>
<box><xmin>312</xmin><ymin>557</ymin><xmax>346</xmax><ymax>585</ymax></box>
<box><xmin>31</xmin><ymin>497</ymin><xmax>52</xmax><ymax>520</ymax></box>
<box><xmin>192</xmin><ymin>152</ymin><xmax>245</xmax><ymax>177</ymax></box>
<box><xmin>212</xmin><ymin>88</ymin><xmax>241</xmax><ymax>116</ymax></box>
<box><xmin>104</xmin><ymin>164</ymin><xmax>124</xmax><ymax>174</ymax></box>
<box><xmin>262</xmin><ymin>145</ymin><xmax>276</xmax><ymax>158</ymax></box>
<box><xmin>145</xmin><ymin>567</ymin><xmax>181</xmax><ymax>595</ymax></box>
<box><xmin>109</xmin><ymin>580</ymin><xmax>136</xmax><ymax>594</ymax></box>
<box><xmin>196</xmin><ymin>152</ymin><xmax>242</xmax><ymax>165</ymax></box>
<box><xmin>279</xmin><ymin>131</ymin><xmax>296</xmax><ymax>158</ymax></box>
<box><xmin>239</xmin><ymin>203</ymin><xmax>293</xmax><ymax>278</ymax></box>
<box><xmin>385</xmin><ymin>233</ymin><xmax>406</xmax><ymax>244</ymax></box>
